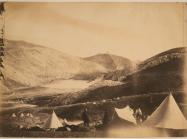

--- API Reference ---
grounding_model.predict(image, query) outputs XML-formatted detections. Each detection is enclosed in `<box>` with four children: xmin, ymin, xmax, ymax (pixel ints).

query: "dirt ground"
<box><xmin>1</xmin><ymin>126</ymin><xmax>187</xmax><ymax>137</ymax></box>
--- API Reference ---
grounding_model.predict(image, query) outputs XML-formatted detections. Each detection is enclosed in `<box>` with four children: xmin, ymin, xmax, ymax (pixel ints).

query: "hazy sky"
<box><xmin>4</xmin><ymin>3</ymin><xmax>187</xmax><ymax>60</ymax></box>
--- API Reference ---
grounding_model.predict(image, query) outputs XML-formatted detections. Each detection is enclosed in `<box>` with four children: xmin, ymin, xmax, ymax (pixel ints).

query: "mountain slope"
<box><xmin>138</xmin><ymin>47</ymin><xmax>186</xmax><ymax>71</ymax></box>
<box><xmin>71</xmin><ymin>47</ymin><xmax>186</xmax><ymax>102</ymax></box>
<box><xmin>85</xmin><ymin>54</ymin><xmax>133</xmax><ymax>71</ymax></box>
<box><xmin>82</xmin><ymin>53</ymin><xmax>135</xmax><ymax>80</ymax></box>
<box><xmin>3</xmin><ymin>40</ymin><xmax>108</xmax><ymax>89</ymax></box>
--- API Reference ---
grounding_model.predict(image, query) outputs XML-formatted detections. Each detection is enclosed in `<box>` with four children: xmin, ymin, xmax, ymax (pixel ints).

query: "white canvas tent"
<box><xmin>11</xmin><ymin>113</ymin><xmax>16</xmax><ymax>118</ymax></box>
<box><xmin>20</xmin><ymin>113</ymin><xmax>25</xmax><ymax>118</ymax></box>
<box><xmin>26</xmin><ymin>113</ymin><xmax>33</xmax><ymax>118</ymax></box>
<box><xmin>64</xmin><ymin>118</ymin><xmax>83</xmax><ymax>125</ymax></box>
<box><xmin>26</xmin><ymin>113</ymin><xmax>30</xmax><ymax>117</ymax></box>
<box><xmin>115</xmin><ymin>106</ymin><xmax>136</xmax><ymax>124</ymax></box>
<box><xmin>29</xmin><ymin>113</ymin><xmax>33</xmax><ymax>118</ymax></box>
<box><xmin>44</xmin><ymin>111</ymin><xmax>62</xmax><ymax>129</ymax></box>
<box><xmin>143</xmin><ymin>94</ymin><xmax>187</xmax><ymax>129</ymax></box>
<box><xmin>19</xmin><ymin>125</ymin><xmax>24</xmax><ymax>129</ymax></box>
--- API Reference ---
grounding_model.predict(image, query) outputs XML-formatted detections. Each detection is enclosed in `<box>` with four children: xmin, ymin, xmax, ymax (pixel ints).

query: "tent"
<box><xmin>115</xmin><ymin>106</ymin><xmax>136</xmax><ymax>124</ymax></box>
<box><xmin>11</xmin><ymin>113</ymin><xmax>16</xmax><ymax>118</ymax></box>
<box><xmin>29</xmin><ymin>113</ymin><xmax>33</xmax><ymax>118</ymax></box>
<box><xmin>102</xmin><ymin>99</ymin><xmax>106</xmax><ymax>103</ymax></box>
<box><xmin>143</xmin><ymin>94</ymin><xmax>187</xmax><ymax>129</ymax></box>
<box><xmin>44</xmin><ymin>110</ymin><xmax>62</xmax><ymax>129</ymax></box>
<box><xmin>20</xmin><ymin>113</ymin><xmax>25</xmax><ymax>118</ymax></box>
<box><xmin>64</xmin><ymin>118</ymin><xmax>83</xmax><ymax>126</ymax></box>
<box><xmin>19</xmin><ymin>125</ymin><xmax>24</xmax><ymax>129</ymax></box>
<box><xmin>25</xmin><ymin>113</ymin><xmax>33</xmax><ymax>118</ymax></box>
<box><xmin>26</xmin><ymin>113</ymin><xmax>30</xmax><ymax>117</ymax></box>
<box><xmin>64</xmin><ymin>118</ymin><xmax>68</xmax><ymax>124</ymax></box>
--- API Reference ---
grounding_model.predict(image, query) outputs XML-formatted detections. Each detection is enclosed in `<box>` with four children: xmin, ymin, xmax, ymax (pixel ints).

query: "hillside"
<box><xmin>85</xmin><ymin>54</ymin><xmax>133</xmax><ymax>71</ymax></box>
<box><xmin>53</xmin><ymin>48</ymin><xmax>182</xmax><ymax>115</ymax></box>
<box><xmin>65</xmin><ymin>47</ymin><xmax>186</xmax><ymax>115</ymax></box>
<box><xmin>11</xmin><ymin>47</ymin><xmax>185</xmax><ymax>107</ymax></box>
<box><xmin>138</xmin><ymin>47</ymin><xmax>186</xmax><ymax>71</ymax></box>
<box><xmin>65</xmin><ymin>54</ymin><xmax>134</xmax><ymax>80</ymax></box>
<box><xmin>3</xmin><ymin>40</ymin><xmax>108</xmax><ymax>90</ymax></box>
<box><xmin>81</xmin><ymin>54</ymin><xmax>135</xmax><ymax>80</ymax></box>
<box><xmin>103</xmin><ymin>69</ymin><xmax>133</xmax><ymax>81</ymax></box>
<box><xmin>30</xmin><ymin>47</ymin><xmax>186</xmax><ymax>108</ymax></box>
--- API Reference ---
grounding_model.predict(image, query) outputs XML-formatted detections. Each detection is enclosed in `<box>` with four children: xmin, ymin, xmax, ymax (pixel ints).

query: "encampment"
<box><xmin>143</xmin><ymin>94</ymin><xmax>187</xmax><ymax>129</ymax></box>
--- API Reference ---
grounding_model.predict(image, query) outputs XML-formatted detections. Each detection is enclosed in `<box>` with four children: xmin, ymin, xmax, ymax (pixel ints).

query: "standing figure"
<box><xmin>134</xmin><ymin>108</ymin><xmax>143</xmax><ymax>124</ymax></box>
<box><xmin>102</xmin><ymin>109</ymin><xmax>110</xmax><ymax>126</ymax></box>
<box><xmin>81</xmin><ymin>108</ymin><xmax>90</xmax><ymax>127</ymax></box>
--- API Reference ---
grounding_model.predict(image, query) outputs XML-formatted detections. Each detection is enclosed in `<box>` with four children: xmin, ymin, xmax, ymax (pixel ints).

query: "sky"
<box><xmin>4</xmin><ymin>3</ymin><xmax>187</xmax><ymax>60</ymax></box>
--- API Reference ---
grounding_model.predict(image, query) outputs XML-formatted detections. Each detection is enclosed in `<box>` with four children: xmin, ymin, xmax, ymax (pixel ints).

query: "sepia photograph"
<box><xmin>0</xmin><ymin>2</ymin><xmax>187</xmax><ymax>137</ymax></box>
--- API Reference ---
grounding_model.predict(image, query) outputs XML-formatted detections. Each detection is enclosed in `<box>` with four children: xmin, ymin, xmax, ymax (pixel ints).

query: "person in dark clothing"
<box><xmin>102</xmin><ymin>110</ymin><xmax>110</xmax><ymax>126</ymax></box>
<box><xmin>81</xmin><ymin>108</ymin><xmax>90</xmax><ymax>127</ymax></box>
<box><xmin>0</xmin><ymin>3</ymin><xmax>5</xmax><ymax>15</ymax></box>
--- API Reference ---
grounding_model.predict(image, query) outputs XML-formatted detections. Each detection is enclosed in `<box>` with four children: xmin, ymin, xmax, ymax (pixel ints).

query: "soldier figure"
<box><xmin>81</xmin><ymin>108</ymin><xmax>90</xmax><ymax>127</ymax></box>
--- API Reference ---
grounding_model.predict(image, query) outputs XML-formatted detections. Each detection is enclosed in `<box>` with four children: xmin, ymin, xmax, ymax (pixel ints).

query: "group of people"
<box><xmin>81</xmin><ymin>107</ymin><xmax>145</xmax><ymax>127</ymax></box>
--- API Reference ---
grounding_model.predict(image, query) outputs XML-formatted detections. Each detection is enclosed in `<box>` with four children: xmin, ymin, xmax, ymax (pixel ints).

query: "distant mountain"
<box><xmin>85</xmin><ymin>53</ymin><xmax>133</xmax><ymax>71</ymax></box>
<box><xmin>71</xmin><ymin>53</ymin><xmax>134</xmax><ymax>80</ymax></box>
<box><xmin>3</xmin><ymin>40</ymin><xmax>108</xmax><ymax>90</ymax></box>
<box><xmin>83</xmin><ymin>54</ymin><xmax>135</xmax><ymax>81</ymax></box>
